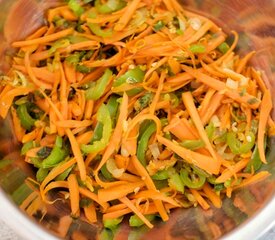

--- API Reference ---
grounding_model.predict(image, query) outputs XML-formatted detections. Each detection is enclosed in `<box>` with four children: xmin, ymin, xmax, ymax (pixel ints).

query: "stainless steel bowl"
<box><xmin>0</xmin><ymin>0</ymin><xmax>274</xmax><ymax>239</ymax></box>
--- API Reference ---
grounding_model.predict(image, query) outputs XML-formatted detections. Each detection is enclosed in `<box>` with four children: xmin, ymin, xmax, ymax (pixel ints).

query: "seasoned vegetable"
<box><xmin>0</xmin><ymin>0</ymin><xmax>273</xmax><ymax>233</ymax></box>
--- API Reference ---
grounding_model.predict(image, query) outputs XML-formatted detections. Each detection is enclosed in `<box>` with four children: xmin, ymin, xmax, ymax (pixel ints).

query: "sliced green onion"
<box><xmin>227</xmin><ymin>131</ymin><xmax>255</xmax><ymax>154</ymax></box>
<box><xmin>180</xmin><ymin>169</ymin><xmax>206</xmax><ymax>189</ymax></box>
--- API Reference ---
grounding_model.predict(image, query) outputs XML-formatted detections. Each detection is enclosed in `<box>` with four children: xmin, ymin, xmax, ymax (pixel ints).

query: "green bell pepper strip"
<box><xmin>90</xmin><ymin>95</ymin><xmax>119</xmax><ymax>144</ymax></box>
<box><xmin>101</xmin><ymin>163</ymin><xmax>114</xmax><ymax>181</ymax></box>
<box><xmin>137</xmin><ymin>122</ymin><xmax>156</xmax><ymax>166</ymax></box>
<box><xmin>113</xmin><ymin>66</ymin><xmax>145</xmax><ymax>96</ymax></box>
<box><xmin>37</xmin><ymin>147</ymin><xmax>52</xmax><ymax>159</ymax></box>
<box><xmin>91</xmin><ymin>122</ymin><xmax>103</xmax><ymax>143</ymax></box>
<box><xmin>129</xmin><ymin>214</ymin><xmax>156</xmax><ymax>227</ymax></box>
<box><xmin>68</xmin><ymin>0</ymin><xmax>84</xmax><ymax>17</ymax></box>
<box><xmin>31</xmin><ymin>157</ymin><xmax>42</xmax><ymax>168</ymax></box>
<box><xmin>85</xmin><ymin>69</ymin><xmax>112</xmax><ymax>100</ymax></box>
<box><xmin>41</xmin><ymin>136</ymin><xmax>68</xmax><ymax>168</ymax></box>
<box><xmin>153</xmin><ymin>21</ymin><xmax>164</xmax><ymax>31</ymax></box>
<box><xmin>36</xmin><ymin>168</ymin><xmax>49</xmax><ymax>182</ymax></box>
<box><xmin>245</xmin><ymin>146</ymin><xmax>262</xmax><ymax>172</ymax></box>
<box><xmin>81</xmin><ymin>104</ymin><xmax>112</xmax><ymax>154</ymax></box>
<box><xmin>95</xmin><ymin>0</ymin><xmax>126</xmax><ymax>14</ymax></box>
<box><xmin>189</xmin><ymin>44</ymin><xmax>206</xmax><ymax>54</ymax></box>
<box><xmin>168</xmin><ymin>172</ymin><xmax>184</xmax><ymax>193</ymax></box>
<box><xmin>227</xmin><ymin>131</ymin><xmax>255</xmax><ymax>154</ymax></box>
<box><xmin>218</xmin><ymin>42</ymin><xmax>230</xmax><ymax>54</ymax></box>
<box><xmin>55</xmin><ymin>164</ymin><xmax>75</xmax><ymax>181</ymax></box>
<box><xmin>106</xmin><ymin>95</ymin><xmax>120</xmax><ymax>127</ymax></box>
<box><xmin>21</xmin><ymin>141</ymin><xmax>36</xmax><ymax>155</ymax></box>
<box><xmin>17</xmin><ymin>103</ymin><xmax>36</xmax><ymax>131</ymax></box>
<box><xmin>205</xmin><ymin>122</ymin><xmax>215</xmax><ymax>140</ymax></box>
<box><xmin>180</xmin><ymin>139</ymin><xmax>205</xmax><ymax>150</ymax></box>
<box><xmin>103</xmin><ymin>217</ymin><xmax>123</xmax><ymax>231</ymax></box>
<box><xmin>87</xmin><ymin>11</ymin><xmax>113</xmax><ymax>37</ymax></box>
<box><xmin>245</xmin><ymin>137</ymin><xmax>266</xmax><ymax>173</ymax></box>
<box><xmin>180</xmin><ymin>169</ymin><xmax>206</xmax><ymax>189</ymax></box>
<box><xmin>151</xmin><ymin>169</ymin><xmax>169</xmax><ymax>180</ymax></box>
<box><xmin>88</xmin><ymin>23</ymin><xmax>113</xmax><ymax>37</ymax></box>
<box><xmin>49</xmin><ymin>39</ymin><xmax>70</xmax><ymax>54</ymax></box>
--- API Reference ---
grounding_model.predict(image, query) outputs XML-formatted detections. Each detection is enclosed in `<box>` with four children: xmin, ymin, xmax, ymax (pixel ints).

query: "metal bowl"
<box><xmin>0</xmin><ymin>0</ymin><xmax>274</xmax><ymax>239</ymax></box>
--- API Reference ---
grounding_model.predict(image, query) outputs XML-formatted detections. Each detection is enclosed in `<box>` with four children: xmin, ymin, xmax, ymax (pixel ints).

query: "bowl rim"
<box><xmin>221</xmin><ymin>192</ymin><xmax>275</xmax><ymax>240</ymax></box>
<box><xmin>0</xmin><ymin>186</ymin><xmax>275</xmax><ymax>240</ymax></box>
<box><xmin>0</xmin><ymin>189</ymin><xmax>59</xmax><ymax>240</ymax></box>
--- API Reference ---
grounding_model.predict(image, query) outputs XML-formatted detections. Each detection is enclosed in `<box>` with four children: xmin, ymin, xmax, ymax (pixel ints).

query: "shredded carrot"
<box><xmin>97</xmin><ymin>181</ymin><xmax>145</xmax><ymax>202</ymax></box>
<box><xmin>68</xmin><ymin>174</ymin><xmax>80</xmax><ymax>217</ymax></box>
<box><xmin>202</xmin><ymin>183</ymin><xmax>221</xmax><ymax>208</ymax></box>
<box><xmin>157</xmin><ymin>135</ymin><xmax>220</xmax><ymax>174</ymax></box>
<box><xmin>132</xmin><ymin>156</ymin><xmax>169</xmax><ymax>221</ymax></box>
<box><xmin>84</xmin><ymin>204</ymin><xmax>97</xmax><ymax>223</ymax></box>
<box><xmin>119</xmin><ymin>197</ymin><xmax>154</xmax><ymax>228</ymax></box>
<box><xmin>190</xmin><ymin>189</ymin><xmax>210</xmax><ymax>210</ymax></box>
<box><xmin>12</xmin><ymin>28</ymin><xmax>74</xmax><ymax>48</ymax></box>
<box><xmin>216</xmin><ymin>158</ymin><xmax>250</xmax><ymax>183</ymax></box>
<box><xmin>258</xmin><ymin>90</ymin><xmax>272</xmax><ymax>163</ymax></box>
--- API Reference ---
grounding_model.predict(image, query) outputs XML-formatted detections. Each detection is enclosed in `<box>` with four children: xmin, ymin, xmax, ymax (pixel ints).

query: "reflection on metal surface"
<box><xmin>0</xmin><ymin>0</ymin><xmax>274</xmax><ymax>239</ymax></box>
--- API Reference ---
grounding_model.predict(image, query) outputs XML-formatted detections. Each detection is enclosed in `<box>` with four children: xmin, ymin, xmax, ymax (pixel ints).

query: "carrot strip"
<box><xmin>132</xmin><ymin>156</ymin><xmax>169</xmax><ymax>221</ymax></box>
<box><xmin>97</xmin><ymin>181</ymin><xmax>145</xmax><ymax>202</ymax></box>
<box><xmin>215</xmin><ymin>158</ymin><xmax>250</xmax><ymax>183</ymax></box>
<box><xmin>12</xmin><ymin>28</ymin><xmax>74</xmax><ymax>47</ymax></box>
<box><xmin>181</xmin><ymin>65</ymin><xmax>260</xmax><ymax>109</ymax></box>
<box><xmin>202</xmin><ymin>183</ymin><xmax>222</xmax><ymax>208</ymax></box>
<box><xmin>119</xmin><ymin>197</ymin><xmax>154</xmax><ymax>229</ymax></box>
<box><xmin>258</xmin><ymin>90</ymin><xmax>272</xmax><ymax>163</ymax></box>
<box><xmin>68</xmin><ymin>174</ymin><xmax>80</xmax><ymax>217</ymax></box>
<box><xmin>79</xmin><ymin>187</ymin><xmax>109</xmax><ymax>211</ymax></box>
<box><xmin>190</xmin><ymin>189</ymin><xmax>210</xmax><ymax>210</ymax></box>
<box><xmin>96</xmin><ymin>92</ymin><xmax>128</xmax><ymax>171</ymax></box>
<box><xmin>84</xmin><ymin>204</ymin><xmax>97</xmax><ymax>223</ymax></box>
<box><xmin>114</xmin><ymin>0</ymin><xmax>141</xmax><ymax>31</ymax></box>
<box><xmin>233</xmin><ymin>171</ymin><xmax>271</xmax><ymax>190</ymax></box>
<box><xmin>157</xmin><ymin>135</ymin><xmax>220</xmax><ymax>174</ymax></box>
<box><xmin>55</xmin><ymin>120</ymin><xmax>93</xmax><ymax>128</ymax></box>
<box><xmin>182</xmin><ymin>91</ymin><xmax>219</xmax><ymax>161</ymax></box>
